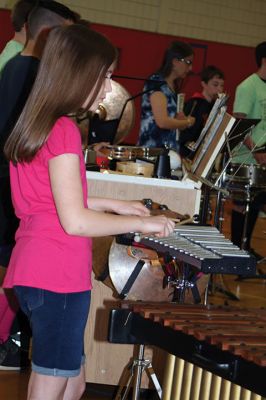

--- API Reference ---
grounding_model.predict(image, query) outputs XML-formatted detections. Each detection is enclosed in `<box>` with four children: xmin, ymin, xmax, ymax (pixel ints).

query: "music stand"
<box><xmin>186</xmin><ymin>94</ymin><xmax>229</xmax><ymax>154</ymax></box>
<box><xmin>182</xmin><ymin>108</ymin><xmax>236</xmax><ymax>188</ymax></box>
<box><xmin>227</xmin><ymin>118</ymin><xmax>261</xmax><ymax>151</ymax></box>
<box><xmin>182</xmin><ymin>105</ymin><xmax>243</xmax><ymax>302</ymax></box>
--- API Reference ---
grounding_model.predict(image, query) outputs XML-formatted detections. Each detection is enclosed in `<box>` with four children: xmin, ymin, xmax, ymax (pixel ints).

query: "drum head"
<box><xmin>108</xmin><ymin>239</ymin><xmax>173</xmax><ymax>301</ymax></box>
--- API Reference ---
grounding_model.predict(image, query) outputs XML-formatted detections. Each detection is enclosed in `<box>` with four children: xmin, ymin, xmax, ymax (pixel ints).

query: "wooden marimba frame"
<box><xmin>109</xmin><ymin>302</ymin><xmax>266</xmax><ymax>399</ymax></box>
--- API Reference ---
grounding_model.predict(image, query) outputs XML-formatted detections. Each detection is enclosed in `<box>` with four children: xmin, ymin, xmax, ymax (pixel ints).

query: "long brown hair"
<box><xmin>5</xmin><ymin>24</ymin><xmax>116</xmax><ymax>162</ymax></box>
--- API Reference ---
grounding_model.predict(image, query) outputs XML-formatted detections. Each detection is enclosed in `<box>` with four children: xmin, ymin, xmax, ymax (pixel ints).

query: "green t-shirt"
<box><xmin>0</xmin><ymin>40</ymin><xmax>23</xmax><ymax>74</ymax></box>
<box><xmin>232</xmin><ymin>73</ymin><xmax>266</xmax><ymax>164</ymax></box>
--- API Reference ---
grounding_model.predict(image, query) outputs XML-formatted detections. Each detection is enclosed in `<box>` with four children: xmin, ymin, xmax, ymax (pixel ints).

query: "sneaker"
<box><xmin>0</xmin><ymin>337</ymin><xmax>21</xmax><ymax>371</ymax></box>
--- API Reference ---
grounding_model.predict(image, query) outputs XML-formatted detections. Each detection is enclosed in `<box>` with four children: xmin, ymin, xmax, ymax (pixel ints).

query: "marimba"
<box><xmin>109</xmin><ymin>302</ymin><xmax>266</xmax><ymax>399</ymax></box>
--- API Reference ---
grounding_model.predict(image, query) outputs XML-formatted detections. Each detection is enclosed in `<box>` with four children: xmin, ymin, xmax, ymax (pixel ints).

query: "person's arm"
<box><xmin>49</xmin><ymin>153</ymin><xmax>175</xmax><ymax>237</ymax></box>
<box><xmin>234</xmin><ymin>121</ymin><xmax>266</xmax><ymax>164</ymax></box>
<box><xmin>179</xmin><ymin>100</ymin><xmax>206</xmax><ymax>144</ymax></box>
<box><xmin>88</xmin><ymin>197</ymin><xmax>151</xmax><ymax>216</ymax></box>
<box><xmin>150</xmin><ymin>92</ymin><xmax>195</xmax><ymax>130</ymax></box>
<box><xmin>242</xmin><ymin>135</ymin><xmax>266</xmax><ymax>164</ymax></box>
<box><xmin>233</xmin><ymin>80</ymin><xmax>254</xmax><ymax>118</ymax></box>
<box><xmin>232</xmin><ymin>81</ymin><xmax>266</xmax><ymax>163</ymax></box>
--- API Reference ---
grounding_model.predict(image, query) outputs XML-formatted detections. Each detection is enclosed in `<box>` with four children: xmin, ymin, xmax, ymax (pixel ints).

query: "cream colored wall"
<box><xmin>1</xmin><ymin>0</ymin><xmax>265</xmax><ymax>47</ymax></box>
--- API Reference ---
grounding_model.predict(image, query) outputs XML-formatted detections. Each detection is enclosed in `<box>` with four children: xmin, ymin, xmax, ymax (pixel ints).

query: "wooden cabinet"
<box><xmin>84</xmin><ymin>171</ymin><xmax>200</xmax><ymax>385</ymax></box>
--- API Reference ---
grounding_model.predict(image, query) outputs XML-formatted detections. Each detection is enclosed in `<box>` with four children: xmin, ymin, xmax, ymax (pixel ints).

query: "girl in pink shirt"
<box><xmin>3</xmin><ymin>25</ymin><xmax>174</xmax><ymax>400</ymax></box>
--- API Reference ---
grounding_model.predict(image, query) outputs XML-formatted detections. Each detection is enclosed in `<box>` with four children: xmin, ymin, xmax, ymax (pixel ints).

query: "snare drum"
<box><xmin>226</xmin><ymin>163</ymin><xmax>266</xmax><ymax>188</ymax></box>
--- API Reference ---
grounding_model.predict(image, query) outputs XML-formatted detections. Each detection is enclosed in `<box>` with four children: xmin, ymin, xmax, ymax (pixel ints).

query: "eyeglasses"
<box><xmin>177</xmin><ymin>58</ymin><xmax>193</xmax><ymax>66</ymax></box>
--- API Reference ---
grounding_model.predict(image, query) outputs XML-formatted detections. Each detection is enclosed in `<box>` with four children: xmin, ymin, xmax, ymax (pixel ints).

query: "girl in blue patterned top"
<box><xmin>139</xmin><ymin>41</ymin><xmax>195</xmax><ymax>150</ymax></box>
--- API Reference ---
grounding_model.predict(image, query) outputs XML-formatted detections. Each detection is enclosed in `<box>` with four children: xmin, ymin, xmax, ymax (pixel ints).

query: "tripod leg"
<box><xmin>145</xmin><ymin>362</ymin><xmax>162</xmax><ymax>398</ymax></box>
<box><xmin>132</xmin><ymin>345</ymin><xmax>145</xmax><ymax>400</ymax></box>
<box><xmin>241</xmin><ymin>191</ymin><xmax>251</xmax><ymax>250</ymax></box>
<box><xmin>115</xmin><ymin>345</ymin><xmax>163</xmax><ymax>400</ymax></box>
<box><xmin>114</xmin><ymin>362</ymin><xmax>135</xmax><ymax>400</ymax></box>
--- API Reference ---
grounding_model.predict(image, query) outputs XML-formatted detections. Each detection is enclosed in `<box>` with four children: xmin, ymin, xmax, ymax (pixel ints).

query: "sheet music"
<box><xmin>191</xmin><ymin>106</ymin><xmax>227</xmax><ymax>173</ymax></box>
<box><xmin>189</xmin><ymin>94</ymin><xmax>229</xmax><ymax>151</ymax></box>
<box><xmin>182</xmin><ymin>112</ymin><xmax>236</xmax><ymax>188</ymax></box>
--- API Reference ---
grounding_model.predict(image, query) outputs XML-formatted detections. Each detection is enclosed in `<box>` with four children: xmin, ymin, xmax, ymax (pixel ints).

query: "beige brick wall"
<box><xmin>1</xmin><ymin>0</ymin><xmax>265</xmax><ymax>47</ymax></box>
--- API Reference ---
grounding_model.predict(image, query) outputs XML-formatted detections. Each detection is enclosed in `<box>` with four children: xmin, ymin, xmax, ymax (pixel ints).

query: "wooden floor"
<box><xmin>207</xmin><ymin>197</ymin><xmax>266</xmax><ymax>309</ymax></box>
<box><xmin>1</xmin><ymin>199</ymin><xmax>265</xmax><ymax>399</ymax></box>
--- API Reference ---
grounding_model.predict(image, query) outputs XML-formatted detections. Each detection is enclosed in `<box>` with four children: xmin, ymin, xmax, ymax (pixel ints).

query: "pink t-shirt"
<box><xmin>3</xmin><ymin>116</ymin><xmax>92</xmax><ymax>293</ymax></box>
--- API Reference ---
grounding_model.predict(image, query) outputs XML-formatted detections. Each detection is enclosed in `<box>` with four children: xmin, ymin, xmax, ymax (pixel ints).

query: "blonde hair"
<box><xmin>5</xmin><ymin>25</ymin><xmax>116</xmax><ymax>162</ymax></box>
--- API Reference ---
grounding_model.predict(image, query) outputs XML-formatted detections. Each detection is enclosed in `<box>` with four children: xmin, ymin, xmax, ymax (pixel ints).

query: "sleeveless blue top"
<box><xmin>138</xmin><ymin>74</ymin><xmax>178</xmax><ymax>150</ymax></box>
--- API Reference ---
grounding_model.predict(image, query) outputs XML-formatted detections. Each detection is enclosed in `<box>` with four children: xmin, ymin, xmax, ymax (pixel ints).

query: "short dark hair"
<box><xmin>11</xmin><ymin>0</ymin><xmax>36</xmax><ymax>32</ymax></box>
<box><xmin>27</xmin><ymin>1</ymin><xmax>77</xmax><ymax>38</ymax></box>
<box><xmin>255</xmin><ymin>42</ymin><xmax>266</xmax><ymax>68</ymax></box>
<box><xmin>201</xmin><ymin>65</ymin><xmax>224</xmax><ymax>83</ymax></box>
<box><xmin>76</xmin><ymin>18</ymin><xmax>91</xmax><ymax>28</ymax></box>
<box><xmin>38</xmin><ymin>1</ymin><xmax>78</xmax><ymax>22</ymax></box>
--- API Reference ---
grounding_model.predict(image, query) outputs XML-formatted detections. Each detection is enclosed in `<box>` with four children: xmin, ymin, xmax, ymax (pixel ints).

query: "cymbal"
<box><xmin>95</xmin><ymin>80</ymin><xmax>135</xmax><ymax>144</ymax></box>
<box><xmin>108</xmin><ymin>239</ymin><xmax>173</xmax><ymax>302</ymax></box>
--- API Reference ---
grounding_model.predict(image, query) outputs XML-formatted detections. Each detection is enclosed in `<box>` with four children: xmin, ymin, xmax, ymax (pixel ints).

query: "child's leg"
<box><xmin>27</xmin><ymin>371</ymin><xmax>68</xmax><ymax>400</ymax></box>
<box><xmin>27</xmin><ymin>366</ymin><xmax>86</xmax><ymax>400</ymax></box>
<box><xmin>15</xmin><ymin>287</ymin><xmax>90</xmax><ymax>400</ymax></box>
<box><xmin>63</xmin><ymin>365</ymin><xmax>86</xmax><ymax>400</ymax></box>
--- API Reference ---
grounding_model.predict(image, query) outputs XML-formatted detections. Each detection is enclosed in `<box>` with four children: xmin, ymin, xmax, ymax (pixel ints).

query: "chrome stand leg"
<box><xmin>240</xmin><ymin>185</ymin><xmax>251</xmax><ymax>250</ymax></box>
<box><xmin>114</xmin><ymin>344</ymin><xmax>162</xmax><ymax>400</ymax></box>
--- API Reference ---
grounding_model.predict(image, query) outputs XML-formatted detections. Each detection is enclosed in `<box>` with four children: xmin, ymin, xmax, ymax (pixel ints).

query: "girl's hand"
<box><xmin>140</xmin><ymin>215</ymin><xmax>175</xmax><ymax>237</ymax></box>
<box><xmin>115</xmin><ymin>200</ymin><xmax>151</xmax><ymax>216</ymax></box>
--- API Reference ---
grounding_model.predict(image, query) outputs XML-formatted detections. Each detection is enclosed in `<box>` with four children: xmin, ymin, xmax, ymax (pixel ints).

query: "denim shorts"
<box><xmin>14</xmin><ymin>286</ymin><xmax>91</xmax><ymax>377</ymax></box>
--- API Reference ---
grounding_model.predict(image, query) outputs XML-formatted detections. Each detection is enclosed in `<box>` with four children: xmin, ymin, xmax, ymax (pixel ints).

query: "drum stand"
<box><xmin>239</xmin><ymin>183</ymin><xmax>252</xmax><ymax>251</ymax></box>
<box><xmin>202</xmin><ymin>170</ymin><xmax>240</xmax><ymax>301</ymax></box>
<box><xmin>236</xmin><ymin>185</ymin><xmax>266</xmax><ymax>280</ymax></box>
